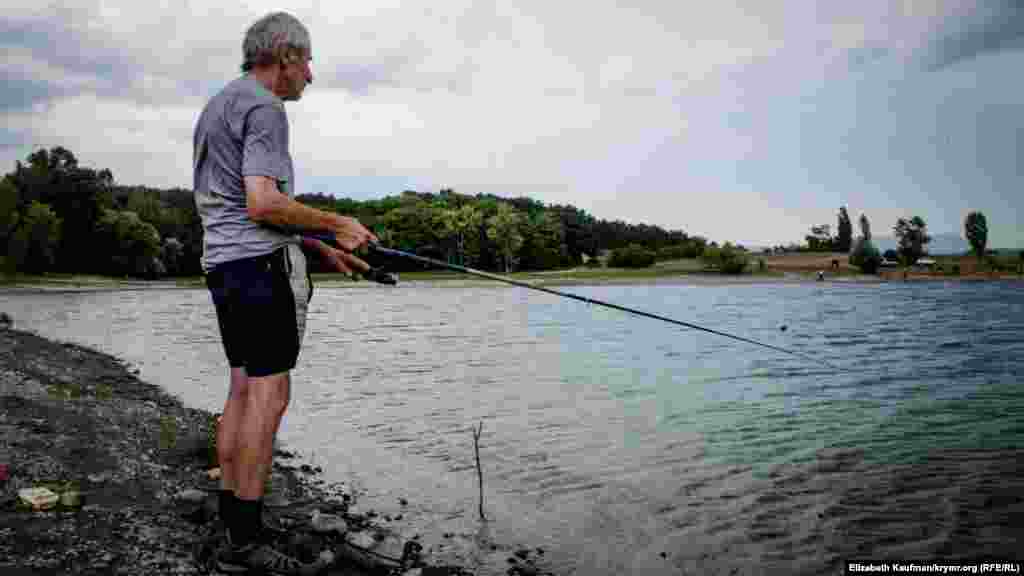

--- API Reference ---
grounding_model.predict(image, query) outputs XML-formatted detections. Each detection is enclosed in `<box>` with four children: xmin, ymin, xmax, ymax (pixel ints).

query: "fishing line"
<box><xmin>357</xmin><ymin>241</ymin><xmax>838</xmax><ymax>371</ymax></box>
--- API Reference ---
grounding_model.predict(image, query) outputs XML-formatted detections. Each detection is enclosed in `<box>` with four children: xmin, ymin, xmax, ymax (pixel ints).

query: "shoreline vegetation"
<box><xmin>2</xmin><ymin>253</ymin><xmax>1020</xmax><ymax>293</ymax></box>
<box><xmin>3</xmin><ymin>147</ymin><xmax>1020</xmax><ymax>293</ymax></box>
<box><xmin>0</xmin><ymin>326</ymin><xmax>552</xmax><ymax>575</ymax></box>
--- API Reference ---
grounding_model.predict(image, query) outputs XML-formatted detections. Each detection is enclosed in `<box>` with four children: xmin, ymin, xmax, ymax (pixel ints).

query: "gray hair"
<box><xmin>241</xmin><ymin>12</ymin><xmax>311</xmax><ymax>72</ymax></box>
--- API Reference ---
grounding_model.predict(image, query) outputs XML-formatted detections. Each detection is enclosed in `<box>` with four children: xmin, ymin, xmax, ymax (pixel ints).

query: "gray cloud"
<box><xmin>0</xmin><ymin>127</ymin><xmax>32</xmax><ymax>151</ymax></box>
<box><xmin>926</xmin><ymin>1</ymin><xmax>1024</xmax><ymax>71</ymax></box>
<box><xmin>1</xmin><ymin>7</ymin><xmax>430</xmax><ymax>112</ymax></box>
<box><xmin>0</xmin><ymin>69</ymin><xmax>65</xmax><ymax>113</ymax></box>
<box><xmin>319</xmin><ymin>61</ymin><xmax>408</xmax><ymax>97</ymax></box>
<box><xmin>0</xmin><ymin>14</ymin><xmax>142</xmax><ymax>111</ymax></box>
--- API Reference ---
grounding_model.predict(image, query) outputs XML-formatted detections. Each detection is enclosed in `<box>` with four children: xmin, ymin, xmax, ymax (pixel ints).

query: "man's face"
<box><xmin>279</xmin><ymin>51</ymin><xmax>313</xmax><ymax>101</ymax></box>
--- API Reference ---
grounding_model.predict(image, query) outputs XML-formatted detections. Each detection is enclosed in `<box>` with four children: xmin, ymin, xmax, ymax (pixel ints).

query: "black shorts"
<box><xmin>206</xmin><ymin>245</ymin><xmax>310</xmax><ymax>377</ymax></box>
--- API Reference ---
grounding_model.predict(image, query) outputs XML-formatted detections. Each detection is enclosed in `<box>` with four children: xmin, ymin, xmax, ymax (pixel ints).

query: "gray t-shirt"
<box><xmin>193</xmin><ymin>75</ymin><xmax>299</xmax><ymax>273</ymax></box>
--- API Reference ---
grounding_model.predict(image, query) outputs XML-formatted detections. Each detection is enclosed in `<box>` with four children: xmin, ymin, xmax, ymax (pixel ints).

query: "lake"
<box><xmin>1</xmin><ymin>279</ymin><xmax>1022</xmax><ymax>575</ymax></box>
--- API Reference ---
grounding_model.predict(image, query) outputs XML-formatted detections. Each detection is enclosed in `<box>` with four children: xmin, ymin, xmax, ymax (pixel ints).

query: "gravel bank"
<box><xmin>0</xmin><ymin>326</ymin><xmax>552</xmax><ymax>575</ymax></box>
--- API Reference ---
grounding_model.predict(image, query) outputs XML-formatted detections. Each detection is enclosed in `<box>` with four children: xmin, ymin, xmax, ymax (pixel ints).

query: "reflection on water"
<box><xmin>1</xmin><ymin>281</ymin><xmax>1022</xmax><ymax>574</ymax></box>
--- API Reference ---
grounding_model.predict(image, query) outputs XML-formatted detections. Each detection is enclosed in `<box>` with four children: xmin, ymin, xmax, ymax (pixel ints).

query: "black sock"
<box><xmin>218</xmin><ymin>489</ymin><xmax>234</xmax><ymax>523</ymax></box>
<box><xmin>231</xmin><ymin>497</ymin><xmax>264</xmax><ymax>548</ymax></box>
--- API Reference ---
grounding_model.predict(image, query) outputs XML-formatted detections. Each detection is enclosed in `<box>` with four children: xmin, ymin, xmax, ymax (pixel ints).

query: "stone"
<box><xmin>60</xmin><ymin>490</ymin><xmax>84</xmax><ymax>507</ymax></box>
<box><xmin>310</xmin><ymin>510</ymin><xmax>348</xmax><ymax>535</ymax></box>
<box><xmin>18</xmin><ymin>487</ymin><xmax>59</xmax><ymax>510</ymax></box>
<box><xmin>174</xmin><ymin>489</ymin><xmax>207</xmax><ymax>504</ymax></box>
<box><xmin>346</xmin><ymin>531</ymin><xmax>377</xmax><ymax>549</ymax></box>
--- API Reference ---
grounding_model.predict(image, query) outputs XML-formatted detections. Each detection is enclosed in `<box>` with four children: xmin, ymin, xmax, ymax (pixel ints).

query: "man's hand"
<box><xmin>331</xmin><ymin>215</ymin><xmax>378</xmax><ymax>252</ymax></box>
<box><xmin>302</xmin><ymin>237</ymin><xmax>369</xmax><ymax>276</ymax></box>
<box><xmin>323</xmin><ymin>244</ymin><xmax>372</xmax><ymax>278</ymax></box>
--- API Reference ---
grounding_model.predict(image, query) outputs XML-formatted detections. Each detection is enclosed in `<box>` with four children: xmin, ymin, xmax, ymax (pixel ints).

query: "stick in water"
<box><xmin>473</xmin><ymin>421</ymin><xmax>485</xmax><ymax>521</ymax></box>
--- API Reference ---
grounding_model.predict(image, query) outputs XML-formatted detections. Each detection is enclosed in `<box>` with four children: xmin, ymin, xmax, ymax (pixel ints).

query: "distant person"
<box><xmin>192</xmin><ymin>11</ymin><xmax>377</xmax><ymax>573</ymax></box>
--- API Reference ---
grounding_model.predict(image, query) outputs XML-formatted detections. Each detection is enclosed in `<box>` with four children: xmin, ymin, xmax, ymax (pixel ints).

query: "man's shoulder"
<box><xmin>205</xmin><ymin>76</ymin><xmax>283</xmax><ymax>118</ymax></box>
<box><xmin>229</xmin><ymin>76</ymin><xmax>283</xmax><ymax>111</ymax></box>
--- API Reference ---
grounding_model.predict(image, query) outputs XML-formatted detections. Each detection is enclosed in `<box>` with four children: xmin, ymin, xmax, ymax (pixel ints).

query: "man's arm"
<box><xmin>246</xmin><ymin>175</ymin><xmax>377</xmax><ymax>251</ymax></box>
<box><xmin>245</xmin><ymin>175</ymin><xmax>340</xmax><ymax>231</ymax></box>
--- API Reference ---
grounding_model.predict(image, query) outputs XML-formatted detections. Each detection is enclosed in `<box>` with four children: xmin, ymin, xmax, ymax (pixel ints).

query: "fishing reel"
<box><xmin>307</xmin><ymin>233</ymin><xmax>398</xmax><ymax>285</ymax></box>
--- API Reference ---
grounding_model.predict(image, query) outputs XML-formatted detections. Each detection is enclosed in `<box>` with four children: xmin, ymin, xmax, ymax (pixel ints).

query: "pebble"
<box><xmin>310</xmin><ymin>510</ymin><xmax>348</xmax><ymax>535</ymax></box>
<box><xmin>174</xmin><ymin>489</ymin><xmax>207</xmax><ymax>504</ymax></box>
<box><xmin>347</xmin><ymin>531</ymin><xmax>377</xmax><ymax>549</ymax></box>
<box><xmin>87</xmin><ymin>472</ymin><xmax>111</xmax><ymax>483</ymax></box>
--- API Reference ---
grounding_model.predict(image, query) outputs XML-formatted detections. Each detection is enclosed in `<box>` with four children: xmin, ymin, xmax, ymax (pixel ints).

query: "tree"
<box><xmin>964</xmin><ymin>211</ymin><xmax>987</xmax><ymax>267</ymax></box>
<box><xmin>893</xmin><ymin>216</ymin><xmax>931</xmax><ymax>266</ymax></box>
<box><xmin>518</xmin><ymin>211</ymin><xmax>565</xmax><ymax>270</ymax></box>
<box><xmin>849</xmin><ymin>213</ymin><xmax>881</xmax><ymax>274</ymax></box>
<box><xmin>0</xmin><ymin>177</ymin><xmax>20</xmax><ymax>254</ymax></box>
<box><xmin>7</xmin><ymin>147</ymin><xmax>114</xmax><ymax>274</ymax></box>
<box><xmin>837</xmin><ymin>206</ymin><xmax>853</xmax><ymax>252</ymax></box>
<box><xmin>608</xmin><ymin>244</ymin><xmax>656</xmax><ymax>268</ymax></box>
<box><xmin>160</xmin><ymin>237</ymin><xmax>184</xmax><ymax>276</ymax></box>
<box><xmin>7</xmin><ymin>201</ymin><xmax>62</xmax><ymax>274</ymax></box>
<box><xmin>700</xmin><ymin>242</ymin><xmax>749</xmax><ymax>274</ymax></box>
<box><xmin>443</xmin><ymin>204</ymin><xmax>484</xmax><ymax>266</ymax></box>
<box><xmin>486</xmin><ymin>203</ymin><xmax>524</xmax><ymax>273</ymax></box>
<box><xmin>94</xmin><ymin>210</ymin><xmax>162</xmax><ymax>277</ymax></box>
<box><xmin>805</xmin><ymin>224</ymin><xmax>833</xmax><ymax>251</ymax></box>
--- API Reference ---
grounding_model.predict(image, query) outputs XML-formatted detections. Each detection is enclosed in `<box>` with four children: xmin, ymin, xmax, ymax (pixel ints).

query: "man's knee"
<box><xmin>229</xmin><ymin>367</ymin><xmax>249</xmax><ymax>399</ymax></box>
<box><xmin>247</xmin><ymin>372</ymin><xmax>291</xmax><ymax>415</ymax></box>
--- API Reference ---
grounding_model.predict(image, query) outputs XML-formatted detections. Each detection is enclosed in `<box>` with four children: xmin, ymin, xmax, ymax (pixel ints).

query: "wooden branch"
<box><xmin>472</xmin><ymin>421</ymin><xmax>486</xmax><ymax>521</ymax></box>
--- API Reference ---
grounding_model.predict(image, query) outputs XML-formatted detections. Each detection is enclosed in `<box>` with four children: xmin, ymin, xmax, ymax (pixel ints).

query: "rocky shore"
<box><xmin>0</xmin><ymin>326</ymin><xmax>554</xmax><ymax>576</ymax></box>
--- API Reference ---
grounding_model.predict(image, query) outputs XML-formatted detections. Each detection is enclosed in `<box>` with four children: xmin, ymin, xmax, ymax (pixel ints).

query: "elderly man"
<box><xmin>193</xmin><ymin>11</ymin><xmax>376</xmax><ymax>574</ymax></box>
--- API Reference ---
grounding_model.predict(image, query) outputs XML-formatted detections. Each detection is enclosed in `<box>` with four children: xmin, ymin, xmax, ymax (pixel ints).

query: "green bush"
<box><xmin>758</xmin><ymin>258</ymin><xmax>766</xmax><ymax>272</ymax></box>
<box><xmin>656</xmin><ymin>244</ymin><xmax>694</xmax><ymax>261</ymax></box>
<box><xmin>608</xmin><ymin>244</ymin><xmax>656</xmax><ymax>268</ymax></box>
<box><xmin>701</xmin><ymin>244</ymin><xmax>749</xmax><ymax>274</ymax></box>
<box><xmin>951</xmin><ymin>263</ymin><xmax>960</xmax><ymax>276</ymax></box>
<box><xmin>584</xmin><ymin>256</ymin><xmax>603</xmax><ymax>268</ymax></box>
<box><xmin>849</xmin><ymin>237</ymin><xmax>882</xmax><ymax>274</ymax></box>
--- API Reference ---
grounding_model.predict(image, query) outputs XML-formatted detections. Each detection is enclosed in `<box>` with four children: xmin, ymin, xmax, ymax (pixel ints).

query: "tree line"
<box><xmin>2</xmin><ymin>146</ymin><xmax>721</xmax><ymax>278</ymax></box>
<box><xmin>796</xmin><ymin>205</ymin><xmax>1018</xmax><ymax>274</ymax></box>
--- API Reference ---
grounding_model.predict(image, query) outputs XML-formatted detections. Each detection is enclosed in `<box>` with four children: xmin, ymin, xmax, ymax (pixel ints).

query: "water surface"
<box><xmin>2</xmin><ymin>280</ymin><xmax>1021</xmax><ymax>574</ymax></box>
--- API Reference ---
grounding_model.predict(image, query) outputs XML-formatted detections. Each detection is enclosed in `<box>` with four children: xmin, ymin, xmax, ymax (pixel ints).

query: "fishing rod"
<box><xmin>316</xmin><ymin>235</ymin><xmax>835</xmax><ymax>371</ymax></box>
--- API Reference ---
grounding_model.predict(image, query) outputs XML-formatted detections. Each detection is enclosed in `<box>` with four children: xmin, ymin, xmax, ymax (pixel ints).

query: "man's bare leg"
<box><xmin>235</xmin><ymin>371</ymin><xmax>291</xmax><ymax>501</ymax></box>
<box><xmin>217</xmin><ymin>367</ymin><xmax>249</xmax><ymax>493</ymax></box>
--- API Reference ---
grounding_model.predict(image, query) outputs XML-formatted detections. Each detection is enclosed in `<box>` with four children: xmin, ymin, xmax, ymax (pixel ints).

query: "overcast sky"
<box><xmin>3</xmin><ymin>1</ymin><xmax>1022</xmax><ymax>248</ymax></box>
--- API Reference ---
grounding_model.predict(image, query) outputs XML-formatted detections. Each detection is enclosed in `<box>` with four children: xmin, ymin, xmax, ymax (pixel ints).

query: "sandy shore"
<box><xmin>0</xmin><ymin>326</ymin><xmax>551</xmax><ymax>575</ymax></box>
